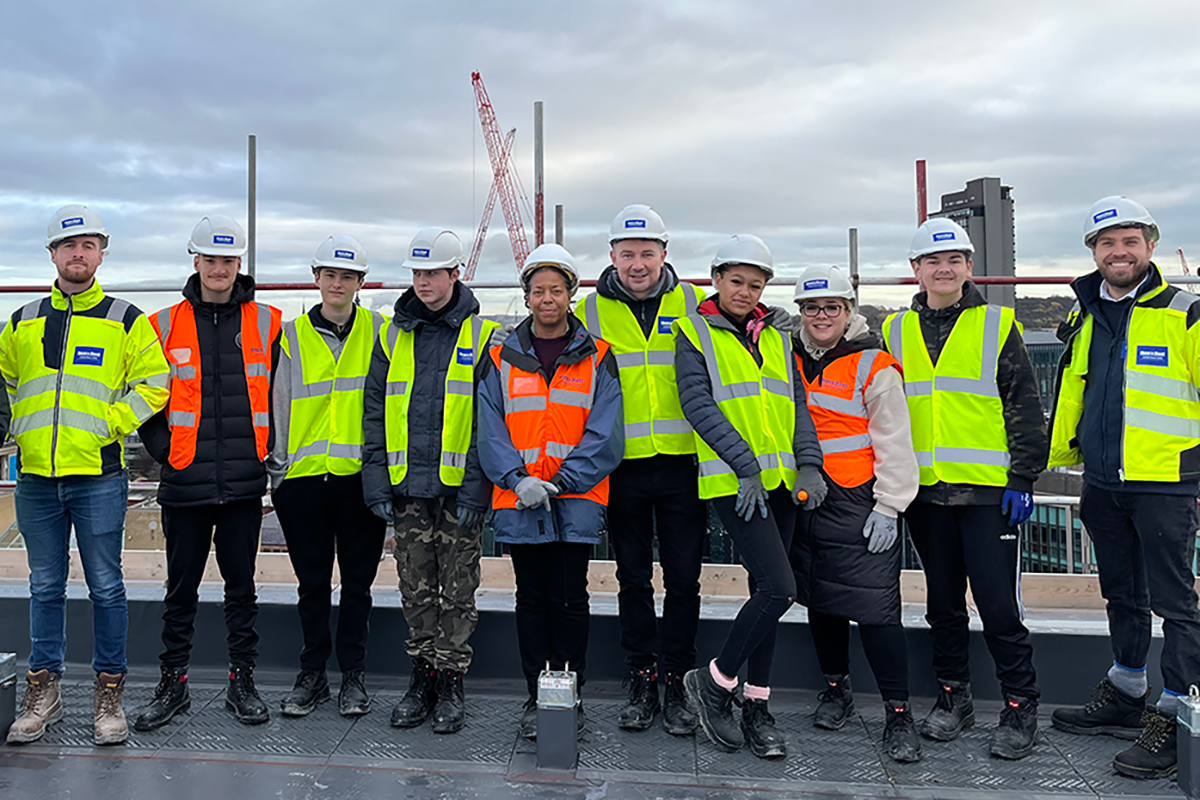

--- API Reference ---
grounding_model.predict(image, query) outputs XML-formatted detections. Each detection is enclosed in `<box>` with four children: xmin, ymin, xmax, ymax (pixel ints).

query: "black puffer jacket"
<box><xmin>141</xmin><ymin>274</ymin><xmax>281</xmax><ymax>507</ymax></box>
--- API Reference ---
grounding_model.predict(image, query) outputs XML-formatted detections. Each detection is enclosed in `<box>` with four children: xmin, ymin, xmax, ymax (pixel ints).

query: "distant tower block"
<box><xmin>931</xmin><ymin>177</ymin><xmax>1016</xmax><ymax>308</ymax></box>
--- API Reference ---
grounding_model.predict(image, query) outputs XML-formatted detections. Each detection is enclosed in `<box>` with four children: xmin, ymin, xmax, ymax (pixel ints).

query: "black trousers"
<box><xmin>905</xmin><ymin>501</ymin><xmax>1038</xmax><ymax>699</ymax></box>
<box><xmin>509</xmin><ymin>541</ymin><xmax>591</xmax><ymax>697</ymax></box>
<box><xmin>608</xmin><ymin>454</ymin><xmax>707</xmax><ymax>674</ymax></box>
<box><xmin>712</xmin><ymin>487</ymin><xmax>797</xmax><ymax>687</ymax></box>
<box><xmin>808</xmin><ymin>609</ymin><xmax>910</xmax><ymax>701</ymax></box>
<box><xmin>1080</xmin><ymin>484</ymin><xmax>1200</xmax><ymax>695</ymax></box>
<box><xmin>274</xmin><ymin>474</ymin><xmax>386</xmax><ymax>673</ymax></box>
<box><xmin>160</xmin><ymin>499</ymin><xmax>263</xmax><ymax>668</ymax></box>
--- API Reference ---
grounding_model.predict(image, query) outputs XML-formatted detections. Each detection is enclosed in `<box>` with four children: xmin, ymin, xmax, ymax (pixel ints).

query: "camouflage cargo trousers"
<box><xmin>392</xmin><ymin>496</ymin><xmax>482</xmax><ymax>672</ymax></box>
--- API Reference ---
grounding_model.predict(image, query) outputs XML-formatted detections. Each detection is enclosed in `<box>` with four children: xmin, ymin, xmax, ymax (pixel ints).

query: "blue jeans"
<box><xmin>16</xmin><ymin>471</ymin><xmax>129</xmax><ymax>674</ymax></box>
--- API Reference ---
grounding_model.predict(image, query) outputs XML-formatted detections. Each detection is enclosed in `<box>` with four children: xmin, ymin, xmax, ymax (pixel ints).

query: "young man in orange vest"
<box><xmin>134</xmin><ymin>215</ymin><xmax>282</xmax><ymax>729</ymax></box>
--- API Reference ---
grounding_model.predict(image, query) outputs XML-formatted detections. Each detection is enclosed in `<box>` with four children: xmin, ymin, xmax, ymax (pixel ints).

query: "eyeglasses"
<box><xmin>799</xmin><ymin>303</ymin><xmax>846</xmax><ymax>318</ymax></box>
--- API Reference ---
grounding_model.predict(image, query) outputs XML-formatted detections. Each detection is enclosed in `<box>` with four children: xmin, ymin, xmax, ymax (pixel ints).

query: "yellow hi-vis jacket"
<box><xmin>1049</xmin><ymin>269</ymin><xmax>1200</xmax><ymax>481</ymax></box>
<box><xmin>279</xmin><ymin>306</ymin><xmax>386</xmax><ymax>480</ymax></box>
<box><xmin>381</xmin><ymin>314</ymin><xmax>500</xmax><ymax>487</ymax></box>
<box><xmin>576</xmin><ymin>281</ymin><xmax>704</xmax><ymax>458</ymax></box>
<box><xmin>882</xmin><ymin>304</ymin><xmax>1017</xmax><ymax>487</ymax></box>
<box><xmin>0</xmin><ymin>280</ymin><xmax>170</xmax><ymax>476</ymax></box>
<box><xmin>672</xmin><ymin>313</ymin><xmax>797</xmax><ymax>499</ymax></box>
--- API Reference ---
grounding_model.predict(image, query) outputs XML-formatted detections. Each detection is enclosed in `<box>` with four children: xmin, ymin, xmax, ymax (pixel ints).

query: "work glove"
<box><xmin>793</xmin><ymin>465</ymin><xmax>828</xmax><ymax>511</ymax></box>
<box><xmin>370</xmin><ymin>500</ymin><xmax>393</xmax><ymax>523</ymax></box>
<box><xmin>456</xmin><ymin>505</ymin><xmax>485</xmax><ymax>531</ymax></box>
<box><xmin>862</xmin><ymin>510</ymin><xmax>899</xmax><ymax>554</ymax></box>
<box><xmin>514</xmin><ymin>476</ymin><xmax>559</xmax><ymax>511</ymax></box>
<box><xmin>735</xmin><ymin>474</ymin><xmax>770</xmax><ymax>522</ymax></box>
<box><xmin>1001</xmin><ymin>489</ymin><xmax>1034</xmax><ymax>527</ymax></box>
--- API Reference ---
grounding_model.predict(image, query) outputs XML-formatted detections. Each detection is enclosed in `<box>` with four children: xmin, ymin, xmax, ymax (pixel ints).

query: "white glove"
<box><xmin>862</xmin><ymin>510</ymin><xmax>898</xmax><ymax>554</ymax></box>
<box><xmin>514</xmin><ymin>476</ymin><xmax>559</xmax><ymax>511</ymax></box>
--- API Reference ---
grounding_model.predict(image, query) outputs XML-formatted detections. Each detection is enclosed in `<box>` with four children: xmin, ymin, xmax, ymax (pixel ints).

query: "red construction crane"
<box><xmin>466</xmin><ymin>72</ymin><xmax>531</xmax><ymax>281</ymax></box>
<box><xmin>466</xmin><ymin>128</ymin><xmax>515</xmax><ymax>281</ymax></box>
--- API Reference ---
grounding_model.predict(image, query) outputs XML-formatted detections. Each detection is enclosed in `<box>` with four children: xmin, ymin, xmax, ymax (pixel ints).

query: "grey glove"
<box><xmin>514</xmin><ymin>476</ymin><xmax>559</xmax><ymax>511</ymax></box>
<box><xmin>793</xmin><ymin>465</ymin><xmax>828</xmax><ymax>510</ymax></box>
<box><xmin>735</xmin><ymin>474</ymin><xmax>770</xmax><ymax>522</ymax></box>
<box><xmin>457</xmin><ymin>505</ymin><xmax>485</xmax><ymax>531</ymax></box>
<box><xmin>862</xmin><ymin>510</ymin><xmax>899</xmax><ymax>554</ymax></box>
<box><xmin>370</xmin><ymin>500</ymin><xmax>393</xmax><ymax>522</ymax></box>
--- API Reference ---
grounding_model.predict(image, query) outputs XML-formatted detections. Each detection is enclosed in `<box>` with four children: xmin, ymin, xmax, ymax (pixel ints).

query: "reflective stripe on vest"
<box><xmin>883</xmin><ymin>305</ymin><xmax>1013</xmax><ymax>487</ymax></box>
<box><xmin>282</xmin><ymin>306</ymin><xmax>385</xmax><ymax>479</ymax></box>
<box><xmin>383</xmin><ymin>314</ymin><xmax>500</xmax><ymax>487</ymax></box>
<box><xmin>152</xmin><ymin>300</ymin><xmax>281</xmax><ymax>470</ymax></box>
<box><xmin>490</xmin><ymin>339</ymin><xmax>612</xmax><ymax>510</ymax></box>
<box><xmin>800</xmin><ymin>348</ymin><xmax>900</xmax><ymax>488</ymax></box>
<box><xmin>674</xmin><ymin>314</ymin><xmax>797</xmax><ymax>500</ymax></box>
<box><xmin>576</xmin><ymin>282</ymin><xmax>702</xmax><ymax>458</ymax></box>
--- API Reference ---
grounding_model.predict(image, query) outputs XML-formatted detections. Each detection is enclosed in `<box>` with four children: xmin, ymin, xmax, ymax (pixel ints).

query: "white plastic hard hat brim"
<box><xmin>608</xmin><ymin>204</ymin><xmax>669</xmax><ymax>245</ymax></box>
<box><xmin>46</xmin><ymin>205</ymin><xmax>110</xmax><ymax>250</ymax></box>
<box><xmin>521</xmin><ymin>243</ymin><xmax>580</xmax><ymax>294</ymax></box>
<box><xmin>793</xmin><ymin>266</ymin><xmax>855</xmax><ymax>304</ymax></box>
<box><xmin>1083</xmin><ymin>196</ymin><xmax>1160</xmax><ymax>247</ymax></box>
<box><xmin>312</xmin><ymin>235</ymin><xmax>369</xmax><ymax>275</ymax></box>
<box><xmin>908</xmin><ymin>218</ymin><xmax>975</xmax><ymax>261</ymax></box>
<box><xmin>711</xmin><ymin>262</ymin><xmax>775</xmax><ymax>281</ymax></box>
<box><xmin>710</xmin><ymin>234</ymin><xmax>775</xmax><ymax>281</ymax></box>
<box><xmin>401</xmin><ymin>227</ymin><xmax>465</xmax><ymax>271</ymax></box>
<box><xmin>188</xmin><ymin>215</ymin><xmax>248</xmax><ymax>257</ymax></box>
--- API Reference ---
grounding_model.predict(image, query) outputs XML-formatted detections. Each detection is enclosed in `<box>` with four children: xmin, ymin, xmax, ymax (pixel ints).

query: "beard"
<box><xmin>1099</xmin><ymin>258</ymin><xmax>1151</xmax><ymax>289</ymax></box>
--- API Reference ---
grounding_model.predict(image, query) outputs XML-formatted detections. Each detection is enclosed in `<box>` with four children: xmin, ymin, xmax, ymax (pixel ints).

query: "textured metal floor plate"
<box><xmin>574</xmin><ymin>698</ymin><xmax>698</xmax><ymax>775</ymax></box>
<box><xmin>333</xmin><ymin>692</ymin><xmax>517</xmax><ymax>764</ymax></box>
<box><xmin>1047</xmin><ymin>726</ymin><xmax>1181</xmax><ymax>797</ymax></box>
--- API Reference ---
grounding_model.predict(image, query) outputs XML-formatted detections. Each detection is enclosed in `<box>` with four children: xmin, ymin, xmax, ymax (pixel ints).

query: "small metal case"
<box><xmin>0</xmin><ymin>653</ymin><xmax>17</xmax><ymax>740</ymax></box>
<box><xmin>1178</xmin><ymin>685</ymin><xmax>1200</xmax><ymax>798</ymax></box>
<box><xmin>536</xmin><ymin>663</ymin><xmax>578</xmax><ymax>770</ymax></box>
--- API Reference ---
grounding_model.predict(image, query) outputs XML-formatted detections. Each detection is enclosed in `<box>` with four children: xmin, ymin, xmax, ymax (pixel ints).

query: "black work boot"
<box><xmin>431</xmin><ymin>670</ymin><xmax>466</xmax><ymax>734</ymax></box>
<box><xmin>519</xmin><ymin>696</ymin><xmax>538</xmax><ymax>740</ymax></box>
<box><xmin>280</xmin><ymin>670</ymin><xmax>330</xmax><ymax>717</ymax></box>
<box><xmin>390</xmin><ymin>658</ymin><xmax>438</xmax><ymax>728</ymax></box>
<box><xmin>662</xmin><ymin>671</ymin><xmax>698</xmax><ymax>735</ymax></box>
<box><xmin>1114</xmin><ymin>709</ymin><xmax>1178</xmax><ymax>780</ymax></box>
<box><xmin>618</xmin><ymin>666</ymin><xmax>659</xmax><ymax>731</ymax></box>
<box><xmin>1051</xmin><ymin>678</ymin><xmax>1146</xmax><ymax>740</ymax></box>
<box><xmin>814</xmin><ymin>674</ymin><xmax>855</xmax><ymax>730</ymax></box>
<box><xmin>226</xmin><ymin>664</ymin><xmax>269</xmax><ymax>725</ymax></box>
<box><xmin>990</xmin><ymin>695</ymin><xmax>1039</xmax><ymax>760</ymax></box>
<box><xmin>683</xmin><ymin>666</ymin><xmax>743</xmax><ymax>751</ymax></box>
<box><xmin>338</xmin><ymin>669</ymin><xmax>370</xmax><ymax>717</ymax></box>
<box><xmin>919</xmin><ymin>680</ymin><xmax>975</xmax><ymax>741</ymax></box>
<box><xmin>741</xmin><ymin>698</ymin><xmax>786</xmax><ymax>758</ymax></box>
<box><xmin>883</xmin><ymin>701</ymin><xmax>922</xmax><ymax>763</ymax></box>
<box><xmin>134</xmin><ymin>666</ymin><xmax>191</xmax><ymax>731</ymax></box>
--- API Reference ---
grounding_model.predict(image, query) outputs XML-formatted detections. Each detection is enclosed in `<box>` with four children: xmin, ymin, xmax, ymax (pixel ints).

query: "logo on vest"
<box><xmin>513</xmin><ymin>376</ymin><xmax>541</xmax><ymax>395</ymax></box>
<box><xmin>658</xmin><ymin>316</ymin><xmax>678</xmax><ymax>334</ymax></box>
<box><xmin>1136</xmin><ymin>345</ymin><xmax>1169</xmax><ymax>367</ymax></box>
<box><xmin>73</xmin><ymin>346</ymin><xmax>104</xmax><ymax>366</ymax></box>
<box><xmin>456</xmin><ymin>347</ymin><xmax>474</xmax><ymax>365</ymax></box>
<box><xmin>558</xmin><ymin>376</ymin><xmax>584</xmax><ymax>387</ymax></box>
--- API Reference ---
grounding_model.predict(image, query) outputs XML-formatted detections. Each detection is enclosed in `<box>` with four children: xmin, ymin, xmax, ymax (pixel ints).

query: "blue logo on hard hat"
<box><xmin>333</xmin><ymin>249</ymin><xmax>355</xmax><ymax>260</ymax></box>
<box><xmin>412</xmin><ymin>248</ymin><xmax>431</xmax><ymax>258</ymax></box>
<box><xmin>625</xmin><ymin>220</ymin><xmax>647</xmax><ymax>229</ymax></box>
<box><xmin>932</xmin><ymin>231</ymin><xmax>956</xmax><ymax>242</ymax></box>
<box><xmin>213</xmin><ymin>235</ymin><xmax>235</xmax><ymax>245</ymax></box>
<box><xmin>61</xmin><ymin>217</ymin><xmax>84</xmax><ymax>229</ymax></box>
<box><xmin>456</xmin><ymin>347</ymin><xmax>474</xmax><ymax>366</ymax></box>
<box><xmin>1093</xmin><ymin>208</ymin><xmax>1119</xmax><ymax>224</ymax></box>
<box><xmin>803</xmin><ymin>279</ymin><xmax>829</xmax><ymax>291</ymax></box>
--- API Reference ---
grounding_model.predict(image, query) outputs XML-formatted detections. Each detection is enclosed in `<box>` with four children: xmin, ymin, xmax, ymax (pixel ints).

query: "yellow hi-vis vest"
<box><xmin>883</xmin><ymin>304</ymin><xmax>1016</xmax><ymax>487</ymax></box>
<box><xmin>1049</xmin><ymin>280</ymin><xmax>1200</xmax><ymax>481</ymax></box>
<box><xmin>576</xmin><ymin>281</ymin><xmax>704</xmax><ymax>458</ymax></box>
<box><xmin>381</xmin><ymin>314</ymin><xmax>500</xmax><ymax>487</ymax></box>
<box><xmin>0</xmin><ymin>280</ymin><xmax>170</xmax><ymax>477</ymax></box>
<box><xmin>281</xmin><ymin>306</ymin><xmax>386</xmax><ymax>480</ymax></box>
<box><xmin>672</xmin><ymin>314</ymin><xmax>797</xmax><ymax>499</ymax></box>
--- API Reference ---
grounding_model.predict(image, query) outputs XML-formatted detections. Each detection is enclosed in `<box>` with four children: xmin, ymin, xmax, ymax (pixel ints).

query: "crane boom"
<box><xmin>470</xmin><ymin>72</ymin><xmax>530</xmax><ymax>279</ymax></box>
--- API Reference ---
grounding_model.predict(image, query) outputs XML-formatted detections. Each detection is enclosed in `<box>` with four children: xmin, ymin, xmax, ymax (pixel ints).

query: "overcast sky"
<box><xmin>3</xmin><ymin>0</ymin><xmax>1200</xmax><ymax>317</ymax></box>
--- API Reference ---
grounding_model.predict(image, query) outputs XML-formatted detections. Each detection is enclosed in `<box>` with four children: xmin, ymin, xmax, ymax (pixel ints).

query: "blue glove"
<box><xmin>1000</xmin><ymin>490</ymin><xmax>1033</xmax><ymax>527</ymax></box>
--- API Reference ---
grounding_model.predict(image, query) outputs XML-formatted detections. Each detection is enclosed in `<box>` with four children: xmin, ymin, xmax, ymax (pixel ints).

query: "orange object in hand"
<box><xmin>796</xmin><ymin>490</ymin><xmax>808</xmax><ymax>502</ymax></box>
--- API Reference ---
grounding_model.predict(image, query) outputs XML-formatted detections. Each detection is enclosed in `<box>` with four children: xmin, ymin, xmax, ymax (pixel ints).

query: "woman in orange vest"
<box><xmin>789</xmin><ymin>266</ymin><xmax>922</xmax><ymax>763</ymax></box>
<box><xmin>476</xmin><ymin>244</ymin><xmax>624</xmax><ymax>741</ymax></box>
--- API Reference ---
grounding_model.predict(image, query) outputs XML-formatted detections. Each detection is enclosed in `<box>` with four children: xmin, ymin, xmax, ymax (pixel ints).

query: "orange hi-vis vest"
<box><xmin>799</xmin><ymin>348</ymin><xmax>900</xmax><ymax>488</ymax></box>
<box><xmin>490</xmin><ymin>340</ymin><xmax>613</xmax><ymax>510</ymax></box>
<box><xmin>151</xmin><ymin>300</ymin><xmax>282</xmax><ymax>470</ymax></box>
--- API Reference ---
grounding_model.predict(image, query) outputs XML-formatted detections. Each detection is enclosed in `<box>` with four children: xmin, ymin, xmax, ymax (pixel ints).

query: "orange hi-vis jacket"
<box><xmin>799</xmin><ymin>348</ymin><xmax>900</xmax><ymax>488</ymax></box>
<box><xmin>489</xmin><ymin>339</ymin><xmax>613</xmax><ymax>510</ymax></box>
<box><xmin>151</xmin><ymin>300</ymin><xmax>282</xmax><ymax>470</ymax></box>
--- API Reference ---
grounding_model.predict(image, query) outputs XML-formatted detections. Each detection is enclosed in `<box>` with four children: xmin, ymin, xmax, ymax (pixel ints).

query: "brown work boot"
<box><xmin>6</xmin><ymin>669</ymin><xmax>63</xmax><ymax>744</ymax></box>
<box><xmin>94</xmin><ymin>672</ymin><xmax>129</xmax><ymax>745</ymax></box>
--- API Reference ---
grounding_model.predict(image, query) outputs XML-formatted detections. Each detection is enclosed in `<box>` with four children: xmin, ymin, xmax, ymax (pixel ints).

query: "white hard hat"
<box><xmin>1083</xmin><ymin>196</ymin><xmax>1159</xmax><ymax>247</ymax></box>
<box><xmin>711</xmin><ymin>234</ymin><xmax>774</xmax><ymax>280</ymax></box>
<box><xmin>908</xmin><ymin>218</ymin><xmax>974</xmax><ymax>261</ymax></box>
<box><xmin>401</xmin><ymin>227</ymin><xmax>464</xmax><ymax>271</ymax></box>
<box><xmin>46</xmin><ymin>204</ymin><xmax>109</xmax><ymax>250</ymax></box>
<box><xmin>520</xmin><ymin>243</ymin><xmax>580</xmax><ymax>294</ymax></box>
<box><xmin>312</xmin><ymin>235</ymin><xmax>368</xmax><ymax>275</ymax></box>
<box><xmin>188</xmin><ymin>215</ymin><xmax>247</xmax><ymax>257</ymax></box>
<box><xmin>609</xmin><ymin>204</ymin><xmax>669</xmax><ymax>245</ymax></box>
<box><xmin>794</xmin><ymin>265</ymin><xmax>855</xmax><ymax>305</ymax></box>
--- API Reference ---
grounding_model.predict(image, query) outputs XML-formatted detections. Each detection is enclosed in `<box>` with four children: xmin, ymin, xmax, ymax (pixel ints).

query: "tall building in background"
<box><xmin>931</xmin><ymin>177</ymin><xmax>1016</xmax><ymax>307</ymax></box>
